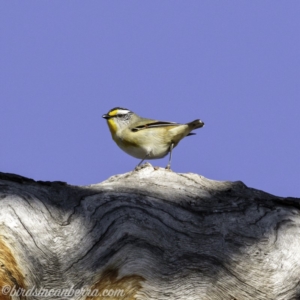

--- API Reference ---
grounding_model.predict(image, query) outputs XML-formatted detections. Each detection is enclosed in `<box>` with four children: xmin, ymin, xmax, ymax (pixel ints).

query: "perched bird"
<box><xmin>102</xmin><ymin>107</ymin><xmax>204</xmax><ymax>169</ymax></box>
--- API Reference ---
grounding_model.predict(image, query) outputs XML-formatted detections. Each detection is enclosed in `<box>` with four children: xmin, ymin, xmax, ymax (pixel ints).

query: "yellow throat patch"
<box><xmin>106</xmin><ymin>109</ymin><xmax>118</xmax><ymax>136</ymax></box>
<box><xmin>107</xmin><ymin>118</ymin><xmax>117</xmax><ymax>135</ymax></box>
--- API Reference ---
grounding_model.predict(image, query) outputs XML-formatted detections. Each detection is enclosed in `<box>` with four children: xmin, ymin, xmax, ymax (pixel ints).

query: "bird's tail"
<box><xmin>187</xmin><ymin>119</ymin><xmax>205</xmax><ymax>130</ymax></box>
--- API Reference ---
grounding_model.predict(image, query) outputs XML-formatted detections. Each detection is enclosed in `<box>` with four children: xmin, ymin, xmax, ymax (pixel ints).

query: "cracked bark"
<box><xmin>0</xmin><ymin>164</ymin><xmax>300</xmax><ymax>300</ymax></box>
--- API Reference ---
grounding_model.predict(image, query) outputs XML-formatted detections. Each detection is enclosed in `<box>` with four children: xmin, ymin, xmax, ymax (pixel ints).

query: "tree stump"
<box><xmin>0</xmin><ymin>164</ymin><xmax>299</xmax><ymax>300</ymax></box>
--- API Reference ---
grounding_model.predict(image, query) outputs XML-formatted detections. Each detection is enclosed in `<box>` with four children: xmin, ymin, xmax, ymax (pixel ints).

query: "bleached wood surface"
<box><xmin>0</xmin><ymin>164</ymin><xmax>300</xmax><ymax>300</ymax></box>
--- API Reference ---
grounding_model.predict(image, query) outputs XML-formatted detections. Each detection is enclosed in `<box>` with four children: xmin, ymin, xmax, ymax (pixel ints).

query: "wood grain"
<box><xmin>0</xmin><ymin>164</ymin><xmax>299</xmax><ymax>300</ymax></box>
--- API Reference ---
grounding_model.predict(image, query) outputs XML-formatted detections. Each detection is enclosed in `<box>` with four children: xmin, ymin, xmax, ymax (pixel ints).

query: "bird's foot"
<box><xmin>134</xmin><ymin>162</ymin><xmax>151</xmax><ymax>171</ymax></box>
<box><xmin>165</xmin><ymin>164</ymin><xmax>172</xmax><ymax>171</ymax></box>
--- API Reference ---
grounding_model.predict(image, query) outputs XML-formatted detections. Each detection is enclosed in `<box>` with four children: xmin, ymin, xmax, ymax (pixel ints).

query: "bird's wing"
<box><xmin>131</xmin><ymin>121</ymin><xmax>181</xmax><ymax>132</ymax></box>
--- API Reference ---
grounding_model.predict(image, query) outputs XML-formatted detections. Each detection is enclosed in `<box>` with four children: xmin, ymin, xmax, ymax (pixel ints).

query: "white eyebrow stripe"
<box><xmin>117</xmin><ymin>109</ymin><xmax>130</xmax><ymax>115</ymax></box>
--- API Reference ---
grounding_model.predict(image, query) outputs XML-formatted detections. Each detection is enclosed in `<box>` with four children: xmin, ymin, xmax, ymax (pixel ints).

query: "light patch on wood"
<box><xmin>86</xmin><ymin>268</ymin><xmax>145</xmax><ymax>300</ymax></box>
<box><xmin>0</xmin><ymin>238</ymin><xmax>26</xmax><ymax>300</ymax></box>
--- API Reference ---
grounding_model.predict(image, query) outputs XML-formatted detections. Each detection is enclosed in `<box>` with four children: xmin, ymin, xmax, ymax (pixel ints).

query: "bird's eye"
<box><xmin>117</xmin><ymin>113</ymin><xmax>130</xmax><ymax>120</ymax></box>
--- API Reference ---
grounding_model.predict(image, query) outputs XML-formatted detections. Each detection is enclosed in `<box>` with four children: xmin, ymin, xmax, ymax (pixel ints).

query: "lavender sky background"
<box><xmin>1</xmin><ymin>2</ymin><xmax>299</xmax><ymax>197</ymax></box>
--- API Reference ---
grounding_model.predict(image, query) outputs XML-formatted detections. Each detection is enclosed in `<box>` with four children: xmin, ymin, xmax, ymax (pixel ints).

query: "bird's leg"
<box><xmin>165</xmin><ymin>143</ymin><xmax>174</xmax><ymax>170</ymax></box>
<box><xmin>135</xmin><ymin>152</ymin><xmax>150</xmax><ymax>170</ymax></box>
<box><xmin>138</xmin><ymin>152</ymin><xmax>150</xmax><ymax>166</ymax></box>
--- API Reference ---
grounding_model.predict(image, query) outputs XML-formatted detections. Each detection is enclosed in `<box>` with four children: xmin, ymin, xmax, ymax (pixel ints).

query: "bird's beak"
<box><xmin>102</xmin><ymin>114</ymin><xmax>110</xmax><ymax>119</ymax></box>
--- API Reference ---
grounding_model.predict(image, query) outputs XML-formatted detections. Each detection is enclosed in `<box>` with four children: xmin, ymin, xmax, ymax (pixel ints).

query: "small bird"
<box><xmin>102</xmin><ymin>107</ymin><xmax>204</xmax><ymax>169</ymax></box>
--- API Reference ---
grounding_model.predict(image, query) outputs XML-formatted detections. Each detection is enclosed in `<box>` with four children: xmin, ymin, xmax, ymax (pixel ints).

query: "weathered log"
<box><xmin>0</xmin><ymin>163</ymin><xmax>299</xmax><ymax>300</ymax></box>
